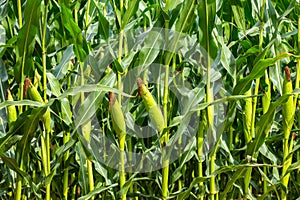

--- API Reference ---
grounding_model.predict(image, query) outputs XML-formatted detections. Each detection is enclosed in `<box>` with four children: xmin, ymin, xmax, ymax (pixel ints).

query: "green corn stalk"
<box><xmin>243</xmin><ymin>88</ymin><xmax>253</xmax><ymax>144</ymax></box>
<box><xmin>109</xmin><ymin>92</ymin><xmax>126</xmax><ymax>200</ymax></box>
<box><xmin>137</xmin><ymin>78</ymin><xmax>167</xmax><ymax>199</ymax></box>
<box><xmin>6</xmin><ymin>88</ymin><xmax>18</xmax><ymax>199</ymax></box>
<box><xmin>281</xmin><ymin>66</ymin><xmax>295</xmax><ymax>200</ymax></box>
<box><xmin>297</xmin><ymin>12</ymin><xmax>300</xmax><ymax>185</ymax></box>
<box><xmin>24</xmin><ymin>78</ymin><xmax>51</xmax><ymax>200</ymax></box>
<box><xmin>6</xmin><ymin>88</ymin><xmax>17</xmax><ymax>128</ymax></box>
<box><xmin>137</xmin><ymin>78</ymin><xmax>165</xmax><ymax>134</ymax></box>
<box><xmin>243</xmin><ymin>87</ymin><xmax>253</xmax><ymax>198</ymax></box>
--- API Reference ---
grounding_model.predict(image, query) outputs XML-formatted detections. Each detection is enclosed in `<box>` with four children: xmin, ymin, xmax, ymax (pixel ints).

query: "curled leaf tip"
<box><xmin>284</xmin><ymin>66</ymin><xmax>291</xmax><ymax>81</ymax></box>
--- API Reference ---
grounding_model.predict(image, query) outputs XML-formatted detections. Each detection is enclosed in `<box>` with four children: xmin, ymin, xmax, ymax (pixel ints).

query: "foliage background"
<box><xmin>0</xmin><ymin>0</ymin><xmax>299</xmax><ymax>199</ymax></box>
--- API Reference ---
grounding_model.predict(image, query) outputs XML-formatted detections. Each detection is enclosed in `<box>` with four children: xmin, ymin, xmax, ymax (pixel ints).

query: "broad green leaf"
<box><xmin>60</xmin><ymin>3</ymin><xmax>88</xmax><ymax>62</ymax></box>
<box><xmin>247</xmin><ymin>94</ymin><xmax>290</xmax><ymax>157</ymax></box>
<box><xmin>177</xmin><ymin>176</ymin><xmax>209</xmax><ymax>200</ymax></box>
<box><xmin>14</xmin><ymin>0</ymin><xmax>42</xmax><ymax>83</ymax></box>
<box><xmin>60</xmin><ymin>98</ymin><xmax>72</xmax><ymax>125</ymax></box>
<box><xmin>138</xmin><ymin>29</ymin><xmax>163</xmax><ymax>71</ymax></box>
<box><xmin>77</xmin><ymin>183</ymin><xmax>118</xmax><ymax>200</ymax></box>
<box><xmin>219</xmin><ymin>167</ymin><xmax>248</xmax><ymax>199</ymax></box>
<box><xmin>233</xmin><ymin>52</ymin><xmax>291</xmax><ymax>95</ymax></box>
<box><xmin>97</xmin><ymin>8</ymin><xmax>109</xmax><ymax>40</ymax></box>
<box><xmin>47</xmin><ymin>72</ymin><xmax>61</xmax><ymax>97</ymax></box>
<box><xmin>75</xmin><ymin>142</ymin><xmax>89</xmax><ymax>195</ymax></box>
<box><xmin>16</xmin><ymin>107</ymin><xmax>47</xmax><ymax>169</ymax></box>
<box><xmin>165</xmin><ymin>0</ymin><xmax>195</xmax><ymax>64</ymax></box>
<box><xmin>198</xmin><ymin>0</ymin><xmax>218</xmax><ymax>59</ymax></box>
<box><xmin>231</xmin><ymin>0</ymin><xmax>245</xmax><ymax>31</ymax></box>
<box><xmin>122</xmin><ymin>0</ymin><xmax>139</xmax><ymax>28</ymax></box>
<box><xmin>53</xmin><ymin>45</ymin><xmax>74</xmax><ymax>80</ymax></box>
<box><xmin>0</xmin><ymin>25</ymin><xmax>5</xmax><ymax>52</ymax></box>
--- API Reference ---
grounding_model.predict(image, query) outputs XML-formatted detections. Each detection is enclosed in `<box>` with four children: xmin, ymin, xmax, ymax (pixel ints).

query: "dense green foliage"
<box><xmin>0</xmin><ymin>0</ymin><xmax>299</xmax><ymax>199</ymax></box>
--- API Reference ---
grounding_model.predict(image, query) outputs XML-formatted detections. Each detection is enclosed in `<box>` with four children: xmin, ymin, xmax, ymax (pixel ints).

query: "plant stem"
<box><xmin>297</xmin><ymin>11</ymin><xmax>300</xmax><ymax>185</ymax></box>
<box><xmin>203</xmin><ymin>0</ymin><xmax>215</xmax><ymax>197</ymax></box>
<box><xmin>245</xmin><ymin>1</ymin><xmax>266</xmax><ymax>198</ymax></box>
<box><xmin>197</xmin><ymin>110</ymin><xmax>205</xmax><ymax>200</ymax></box>
<box><xmin>85</xmin><ymin>0</ymin><xmax>91</xmax><ymax>31</ymax></box>
<box><xmin>63</xmin><ymin>131</ymin><xmax>70</xmax><ymax>199</ymax></box>
<box><xmin>41</xmin><ymin>5</ymin><xmax>51</xmax><ymax>199</ymax></box>
<box><xmin>80</xmin><ymin>62</ymin><xmax>94</xmax><ymax>197</ymax></box>
<box><xmin>41</xmin><ymin>133</ymin><xmax>50</xmax><ymax>200</ymax></box>
<box><xmin>15</xmin><ymin>1</ymin><xmax>23</xmax><ymax>196</ymax></box>
<box><xmin>42</xmin><ymin>4</ymin><xmax>48</xmax><ymax>101</ymax></box>
<box><xmin>17</xmin><ymin>0</ymin><xmax>22</xmax><ymax>28</ymax></box>
<box><xmin>161</xmin><ymin>12</ymin><xmax>170</xmax><ymax>199</ymax></box>
<box><xmin>119</xmin><ymin>134</ymin><xmax>126</xmax><ymax>200</ymax></box>
<box><xmin>117</xmin><ymin>2</ymin><xmax>126</xmax><ymax>194</ymax></box>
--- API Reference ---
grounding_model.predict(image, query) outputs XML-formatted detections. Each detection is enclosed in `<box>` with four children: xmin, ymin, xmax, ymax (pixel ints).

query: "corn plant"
<box><xmin>0</xmin><ymin>0</ymin><xmax>299</xmax><ymax>199</ymax></box>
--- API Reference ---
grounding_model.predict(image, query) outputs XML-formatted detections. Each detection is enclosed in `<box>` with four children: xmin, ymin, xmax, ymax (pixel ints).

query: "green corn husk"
<box><xmin>6</xmin><ymin>88</ymin><xmax>17</xmax><ymax>127</ymax></box>
<box><xmin>25</xmin><ymin>78</ymin><xmax>51</xmax><ymax>133</ymax></box>
<box><xmin>25</xmin><ymin>78</ymin><xmax>44</xmax><ymax>103</ymax></box>
<box><xmin>281</xmin><ymin>66</ymin><xmax>295</xmax><ymax>197</ymax></box>
<box><xmin>109</xmin><ymin>92</ymin><xmax>126</xmax><ymax>137</ymax></box>
<box><xmin>137</xmin><ymin>78</ymin><xmax>165</xmax><ymax>132</ymax></box>
<box><xmin>282</xmin><ymin>66</ymin><xmax>294</xmax><ymax>132</ymax></box>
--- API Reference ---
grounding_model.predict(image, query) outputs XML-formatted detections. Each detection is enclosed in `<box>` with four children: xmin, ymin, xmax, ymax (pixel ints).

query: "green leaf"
<box><xmin>138</xmin><ymin>29</ymin><xmax>163</xmax><ymax>71</ymax></box>
<box><xmin>233</xmin><ymin>52</ymin><xmax>291</xmax><ymax>95</ymax></box>
<box><xmin>77</xmin><ymin>183</ymin><xmax>118</xmax><ymax>200</ymax></box>
<box><xmin>60</xmin><ymin>98</ymin><xmax>72</xmax><ymax>126</ymax></box>
<box><xmin>219</xmin><ymin>167</ymin><xmax>248</xmax><ymax>199</ymax></box>
<box><xmin>97</xmin><ymin>8</ymin><xmax>109</xmax><ymax>40</ymax></box>
<box><xmin>247</xmin><ymin>94</ymin><xmax>290</xmax><ymax>157</ymax></box>
<box><xmin>16</xmin><ymin>107</ymin><xmax>47</xmax><ymax>169</ymax></box>
<box><xmin>231</xmin><ymin>0</ymin><xmax>245</xmax><ymax>31</ymax></box>
<box><xmin>198</xmin><ymin>0</ymin><xmax>218</xmax><ymax>59</ymax></box>
<box><xmin>14</xmin><ymin>0</ymin><xmax>42</xmax><ymax>83</ymax></box>
<box><xmin>75</xmin><ymin>142</ymin><xmax>89</xmax><ymax>195</ymax></box>
<box><xmin>165</xmin><ymin>0</ymin><xmax>195</xmax><ymax>64</ymax></box>
<box><xmin>122</xmin><ymin>0</ymin><xmax>139</xmax><ymax>28</ymax></box>
<box><xmin>60</xmin><ymin>3</ymin><xmax>88</xmax><ymax>62</ymax></box>
<box><xmin>53</xmin><ymin>45</ymin><xmax>74</xmax><ymax>80</ymax></box>
<box><xmin>47</xmin><ymin>72</ymin><xmax>61</xmax><ymax>97</ymax></box>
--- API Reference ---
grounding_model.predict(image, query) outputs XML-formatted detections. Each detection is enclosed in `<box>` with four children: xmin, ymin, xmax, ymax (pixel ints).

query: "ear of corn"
<box><xmin>109</xmin><ymin>92</ymin><xmax>126</xmax><ymax>137</ymax></box>
<box><xmin>25</xmin><ymin>78</ymin><xmax>51</xmax><ymax>134</ymax></box>
<box><xmin>25</xmin><ymin>78</ymin><xmax>44</xmax><ymax>104</ymax></box>
<box><xmin>282</xmin><ymin>66</ymin><xmax>294</xmax><ymax>132</ymax></box>
<box><xmin>281</xmin><ymin>66</ymin><xmax>295</xmax><ymax>197</ymax></box>
<box><xmin>137</xmin><ymin>78</ymin><xmax>165</xmax><ymax>133</ymax></box>
<box><xmin>6</xmin><ymin>88</ymin><xmax>17</xmax><ymax>127</ymax></box>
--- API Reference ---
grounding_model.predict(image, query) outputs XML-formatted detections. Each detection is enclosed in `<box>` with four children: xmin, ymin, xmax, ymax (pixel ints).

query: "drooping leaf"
<box><xmin>14</xmin><ymin>0</ymin><xmax>42</xmax><ymax>83</ymax></box>
<box><xmin>53</xmin><ymin>45</ymin><xmax>74</xmax><ymax>80</ymax></box>
<box><xmin>233</xmin><ymin>52</ymin><xmax>291</xmax><ymax>95</ymax></box>
<box><xmin>60</xmin><ymin>3</ymin><xmax>88</xmax><ymax>62</ymax></box>
<box><xmin>122</xmin><ymin>0</ymin><xmax>139</xmax><ymax>28</ymax></box>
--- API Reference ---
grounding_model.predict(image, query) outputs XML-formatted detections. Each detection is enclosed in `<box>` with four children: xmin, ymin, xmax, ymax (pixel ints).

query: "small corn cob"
<box><xmin>109</xmin><ymin>92</ymin><xmax>126</xmax><ymax>137</ymax></box>
<box><xmin>137</xmin><ymin>78</ymin><xmax>165</xmax><ymax>132</ymax></box>
<box><xmin>25</xmin><ymin>78</ymin><xmax>51</xmax><ymax>133</ymax></box>
<box><xmin>282</xmin><ymin>66</ymin><xmax>294</xmax><ymax>133</ymax></box>
<box><xmin>25</xmin><ymin>78</ymin><xmax>44</xmax><ymax>103</ymax></box>
<box><xmin>281</xmin><ymin>66</ymin><xmax>295</xmax><ymax>196</ymax></box>
<box><xmin>6</xmin><ymin>88</ymin><xmax>17</xmax><ymax>127</ymax></box>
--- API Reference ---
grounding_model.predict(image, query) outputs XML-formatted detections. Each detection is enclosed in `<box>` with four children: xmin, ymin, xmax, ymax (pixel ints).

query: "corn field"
<box><xmin>0</xmin><ymin>0</ymin><xmax>300</xmax><ymax>199</ymax></box>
